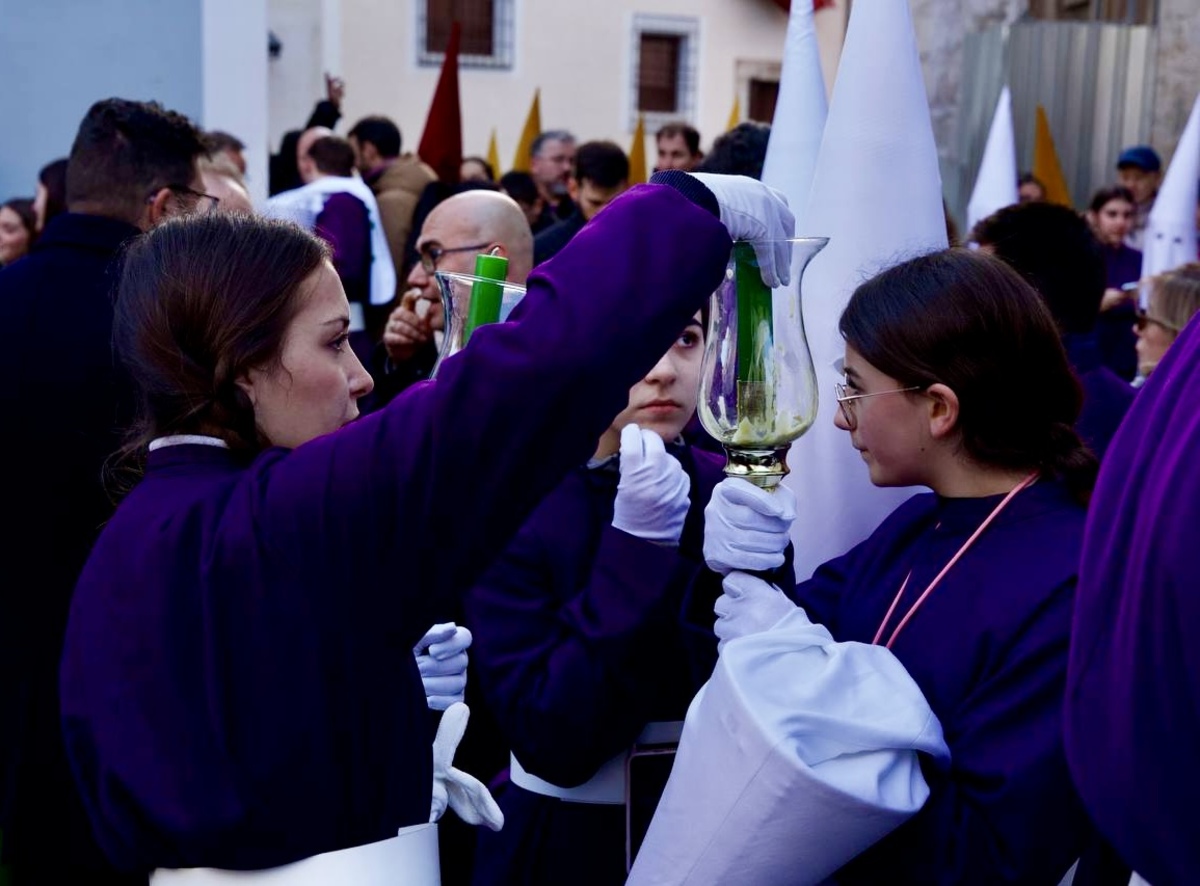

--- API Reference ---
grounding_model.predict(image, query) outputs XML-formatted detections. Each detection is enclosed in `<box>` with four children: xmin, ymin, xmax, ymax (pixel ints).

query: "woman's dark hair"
<box><xmin>114</xmin><ymin>214</ymin><xmax>330</xmax><ymax>466</ymax></box>
<box><xmin>37</xmin><ymin>158</ymin><xmax>69</xmax><ymax>229</ymax></box>
<box><xmin>461</xmin><ymin>155</ymin><xmax>496</xmax><ymax>181</ymax></box>
<box><xmin>2</xmin><ymin>198</ymin><xmax>38</xmax><ymax>244</ymax></box>
<box><xmin>693</xmin><ymin>122</ymin><xmax>771</xmax><ymax>180</ymax></box>
<box><xmin>840</xmin><ymin>249</ymin><xmax>1097</xmax><ymax>502</ymax></box>
<box><xmin>1088</xmin><ymin>185</ymin><xmax>1136</xmax><ymax>213</ymax></box>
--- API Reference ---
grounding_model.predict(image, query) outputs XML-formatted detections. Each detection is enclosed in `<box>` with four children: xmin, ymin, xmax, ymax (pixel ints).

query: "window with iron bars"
<box><xmin>630</xmin><ymin>14</ymin><xmax>699</xmax><ymax>132</ymax></box>
<box><xmin>419</xmin><ymin>0</ymin><xmax>515</xmax><ymax>69</ymax></box>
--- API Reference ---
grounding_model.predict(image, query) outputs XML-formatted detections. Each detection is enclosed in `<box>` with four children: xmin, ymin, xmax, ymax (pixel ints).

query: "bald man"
<box><xmin>199</xmin><ymin>157</ymin><xmax>254</xmax><ymax>214</ymax></box>
<box><xmin>296</xmin><ymin>125</ymin><xmax>334</xmax><ymax>184</ymax></box>
<box><xmin>371</xmin><ymin>190</ymin><xmax>533</xmax><ymax>408</ymax></box>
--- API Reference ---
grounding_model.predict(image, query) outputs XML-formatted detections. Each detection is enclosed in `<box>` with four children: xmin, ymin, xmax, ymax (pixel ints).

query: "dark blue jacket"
<box><xmin>1064</xmin><ymin>331</ymin><xmax>1135</xmax><ymax>460</ymax></box>
<box><xmin>0</xmin><ymin>212</ymin><xmax>143</xmax><ymax>878</ymax></box>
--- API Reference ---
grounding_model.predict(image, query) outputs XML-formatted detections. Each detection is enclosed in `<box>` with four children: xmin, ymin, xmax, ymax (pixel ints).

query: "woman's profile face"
<box><xmin>834</xmin><ymin>344</ymin><xmax>933</xmax><ymax>488</ymax></box>
<box><xmin>0</xmin><ymin>206</ymin><xmax>31</xmax><ymax>265</ymax></box>
<box><xmin>238</xmin><ymin>263</ymin><xmax>375</xmax><ymax>449</ymax></box>
<box><xmin>1134</xmin><ymin>291</ymin><xmax>1177</xmax><ymax>377</ymax></box>
<box><xmin>1088</xmin><ymin>198</ymin><xmax>1134</xmax><ymax>248</ymax></box>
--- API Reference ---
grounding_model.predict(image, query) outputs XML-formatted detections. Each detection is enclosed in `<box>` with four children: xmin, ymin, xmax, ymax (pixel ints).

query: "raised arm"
<box><xmin>249</xmin><ymin>183</ymin><xmax>735</xmax><ymax>643</ymax></box>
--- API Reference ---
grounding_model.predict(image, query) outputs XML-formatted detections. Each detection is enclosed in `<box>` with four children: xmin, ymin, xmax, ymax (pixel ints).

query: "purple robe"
<box><xmin>1065</xmin><ymin>313</ymin><xmax>1200</xmax><ymax>885</ymax></box>
<box><xmin>315</xmin><ymin>191</ymin><xmax>372</xmax><ymax>307</ymax></box>
<box><xmin>781</xmin><ymin>481</ymin><xmax>1090</xmax><ymax>883</ymax></box>
<box><xmin>58</xmin><ymin>183</ymin><xmax>731</xmax><ymax>873</ymax></box>
<box><xmin>465</xmin><ymin>446</ymin><xmax>726</xmax><ymax>885</ymax></box>
<box><xmin>1096</xmin><ymin>243</ymin><xmax>1143</xmax><ymax>381</ymax></box>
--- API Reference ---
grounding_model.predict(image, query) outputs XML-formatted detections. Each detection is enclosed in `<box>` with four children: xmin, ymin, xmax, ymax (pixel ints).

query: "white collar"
<box><xmin>148</xmin><ymin>435</ymin><xmax>230</xmax><ymax>452</ymax></box>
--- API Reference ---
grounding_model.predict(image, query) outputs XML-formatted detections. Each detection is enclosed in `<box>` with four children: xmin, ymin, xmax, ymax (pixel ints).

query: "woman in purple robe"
<box><xmin>1065</xmin><ymin>262</ymin><xmax>1200</xmax><ymax>886</ymax></box>
<box><xmin>1088</xmin><ymin>186</ymin><xmax>1144</xmax><ymax>380</ymax></box>
<box><xmin>702</xmin><ymin>249</ymin><xmax>1098</xmax><ymax>883</ymax></box>
<box><xmin>58</xmin><ymin>174</ymin><xmax>794</xmax><ymax>881</ymax></box>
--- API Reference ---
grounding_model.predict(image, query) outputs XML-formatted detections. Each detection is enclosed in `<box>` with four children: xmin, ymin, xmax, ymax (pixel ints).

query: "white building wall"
<box><xmin>274</xmin><ymin>0</ymin><xmax>848</xmax><ymax>171</ymax></box>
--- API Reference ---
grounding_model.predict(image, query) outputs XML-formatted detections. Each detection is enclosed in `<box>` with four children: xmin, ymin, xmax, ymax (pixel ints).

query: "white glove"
<box><xmin>704</xmin><ymin>478</ymin><xmax>796</xmax><ymax>575</ymax></box>
<box><xmin>414</xmin><ymin>622</ymin><xmax>472</xmax><ymax>711</ymax></box>
<box><xmin>429</xmin><ymin>703</ymin><xmax>505</xmax><ymax>831</ymax></box>
<box><xmin>687</xmin><ymin>173</ymin><xmax>797</xmax><ymax>289</ymax></box>
<box><xmin>612</xmin><ymin>424</ymin><xmax>692</xmax><ymax>545</ymax></box>
<box><xmin>713</xmin><ymin>571</ymin><xmax>798</xmax><ymax>653</ymax></box>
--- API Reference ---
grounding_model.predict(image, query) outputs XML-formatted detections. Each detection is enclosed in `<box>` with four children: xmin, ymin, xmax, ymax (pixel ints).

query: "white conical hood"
<box><xmin>1141</xmin><ymin>91</ymin><xmax>1200</xmax><ymax>303</ymax></box>
<box><xmin>761</xmin><ymin>0</ymin><xmax>828</xmax><ymax>214</ymax></box>
<box><xmin>783</xmin><ymin>0</ymin><xmax>948</xmax><ymax>580</ymax></box>
<box><xmin>966</xmin><ymin>86</ymin><xmax>1018</xmax><ymax>233</ymax></box>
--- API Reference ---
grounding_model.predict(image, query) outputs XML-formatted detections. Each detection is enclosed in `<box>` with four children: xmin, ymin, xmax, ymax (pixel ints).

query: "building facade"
<box><xmin>270</xmin><ymin>0</ymin><xmax>848</xmax><ymax>169</ymax></box>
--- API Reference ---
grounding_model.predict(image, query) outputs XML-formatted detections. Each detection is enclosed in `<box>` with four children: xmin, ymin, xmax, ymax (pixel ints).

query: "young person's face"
<box><xmin>834</xmin><ymin>344</ymin><xmax>934</xmax><ymax>488</ymax></box>
<box><xmin>607</xmin><ymin>314</ymin><xmax>705</xmax><ymax>446</ymax></box>
<box><xmin>1088</xmin><ymin>198</ymin><xmax>1134</xmax><ymax>247</ymax></box>
<box><xmin>238</xmin><ymin>263</ymin><xmax>374</xmax><ymax>448</ymax></box>
<box><xmin>571</xmin><ymin>178</ymin><xmax>626</xmax><ymax>221</ymax></box>
<box><xmin>0</xmin><ymin>207</ymin><xmax>31</xmax><ymax>265</ymax></box>
<box><xmin>1116</xmin><ymin>167</ymin><xmax>1159</xmax><ymax>205</ymax></box>
<box><xmin>656</xmin><ymin>133</ymin><xmax>698</xmax><ymax>171</ymax></box>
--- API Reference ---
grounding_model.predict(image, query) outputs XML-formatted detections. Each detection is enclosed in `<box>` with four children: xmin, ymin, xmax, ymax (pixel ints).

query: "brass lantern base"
<box><xmin>722</xmin><ymin>446</ymin><xmax>791</xmax><ymax>489</ymax></box>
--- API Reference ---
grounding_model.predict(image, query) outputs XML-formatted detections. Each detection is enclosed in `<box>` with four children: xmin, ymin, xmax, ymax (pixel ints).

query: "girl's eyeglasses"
<box><xmin>834</xmin><ymin>383</ymin><xmax>922</xmax><ymax>431</ymax></box>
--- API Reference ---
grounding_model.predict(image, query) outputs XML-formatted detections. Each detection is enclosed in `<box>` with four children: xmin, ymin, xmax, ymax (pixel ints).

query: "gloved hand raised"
<box><xmin>414</xmin><ymin>622</ymin><xmax>472</xmax><ymax>711</ymax></box>
<box><xmin>704</xmin><ymin>477</ymin><xmax>796</xmax><ymax>575</ymax></box>
<box><xmin>713</xmin><ymin>571</ymin><xmax>798</xmax><ymax>653</ymax></box>
<box><xmin>429</xmin><ymin>703</ymin><xmax>505</xmax><ymax>831</ymax></box>
<box><xmin>612</xmin><ymin>424</ymin><xmax>692</xmax><ymax>545</ymax></box>
<box><xmin>687</xmin><ymin>173</ymin><xmax>796</xmax><ymax>289</ymax></box>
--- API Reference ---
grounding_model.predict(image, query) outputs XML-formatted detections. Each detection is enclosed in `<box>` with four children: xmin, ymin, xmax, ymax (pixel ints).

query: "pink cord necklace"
<box><xmin>872</xmin><ymin>472</ymin><xmax>1040</xmax><ymax>650</ymax></box>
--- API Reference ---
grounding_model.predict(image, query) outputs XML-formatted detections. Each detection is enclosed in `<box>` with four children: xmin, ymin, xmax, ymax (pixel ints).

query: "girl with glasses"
<box><xmin>693</xmin><ymin>249</ymin><xmax>1097</xmax><ymax>883</ymax></box>
<box><xmin>1132</xmin><ymin>263</ymin><xmax>1200</xmax><ymax>385</ymax></box>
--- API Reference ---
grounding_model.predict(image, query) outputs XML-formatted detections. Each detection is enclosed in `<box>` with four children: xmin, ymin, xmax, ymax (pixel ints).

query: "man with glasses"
<box><xmin>0</xmin><ymin>97</ymin><xmax>207</xmax><ymax>885</ymax></box>
<box><xmin>370</xmin><ymin>189</ymin><xmax>533</xmax><ymax>409</ymax></box>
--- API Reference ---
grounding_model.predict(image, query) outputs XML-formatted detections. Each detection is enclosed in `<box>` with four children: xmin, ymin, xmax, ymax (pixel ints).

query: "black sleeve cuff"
<box><xmin>650</xmin><ymin>170</ymin><xmax>721</xmax><ymax>220</ymax></box>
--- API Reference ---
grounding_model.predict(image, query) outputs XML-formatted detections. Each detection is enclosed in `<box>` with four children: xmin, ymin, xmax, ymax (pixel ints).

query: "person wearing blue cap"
<box><xmin>1116</xmin><ymin>145</ymin><xmax>1162</xmax><ymax>250</ymax></box>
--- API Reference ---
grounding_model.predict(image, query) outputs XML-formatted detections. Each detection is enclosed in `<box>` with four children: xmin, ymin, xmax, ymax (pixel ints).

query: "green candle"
<box><xmin>735</xmin><ymin>242</ymin><xmax>773</xmax><ymax>387</ymax></box>
<box><xmin>463</xmin><ymin>252</ymin><xmax>509</xmax><ymax>345</ymax></box>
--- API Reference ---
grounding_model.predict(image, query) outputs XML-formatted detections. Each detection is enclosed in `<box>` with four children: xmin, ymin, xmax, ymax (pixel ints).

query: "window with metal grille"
<box><xmin>1026</xmin><ymin>0</ymin><xmax>1157</xmax><ymax>24</ymax></box>
<box><xmin>629</xmin><ymin>15</ymin><xmax>698</xmax><ymax>132</ymax></box>
<box><xmin>419</xmin><ymin>0</ymin><xmax>514</xmax><ymax>69</ymax></box>
<box><xmin>427</xmin><ymin>0</ymin><xmax>493</xmax><ymax>55</ymax></box>
<box><xmin>638</xmin><ymin>34</ymin><xmax>682</xmax><ymax>113</ymax></box>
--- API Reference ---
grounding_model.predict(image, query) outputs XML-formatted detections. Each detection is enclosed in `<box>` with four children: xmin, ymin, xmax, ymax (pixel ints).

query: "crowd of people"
<box><xmin>0</xmin><ymin>76</ymin><xmax>1198</xmax><ymax>886</ymax></box>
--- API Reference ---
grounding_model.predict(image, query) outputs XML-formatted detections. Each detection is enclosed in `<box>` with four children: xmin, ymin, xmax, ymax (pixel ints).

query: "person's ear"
<box><xmin>483</xmin><ymin>243</ymin><xmax>509</xmax><ymax>263</ymax></box>
<box><xmin>567</xmin><ymin>177</ymin><xmax>580</xmax><ymax>202</ymax></box>
<box><xmin>234</xmin><ymin>372</ymin><xmax>258</xmax><ymax>407</ymax></box>
<box><xmin>925</xmin><ymin>383</ymin><xmax>960</xmax><ymax>440</ymax></box>
<box><xmin>145</xmin><ymin>187</ymin><xmax>174</xmax><ymax>229</ymax></box>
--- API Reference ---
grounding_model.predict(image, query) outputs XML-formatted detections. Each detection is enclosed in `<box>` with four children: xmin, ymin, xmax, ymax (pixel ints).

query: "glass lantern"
<box><xmin>697</xmin><ymin>238</ymin><xmax>829</xmax><ymax>488</ymax></box>
<box><xmin>431</xmin><ymin>270</ymin><xmax>527</xmax><ymax>378</ymax></box>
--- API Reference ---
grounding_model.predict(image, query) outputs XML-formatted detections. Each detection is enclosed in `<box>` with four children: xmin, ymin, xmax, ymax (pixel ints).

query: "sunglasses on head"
<box><xmin>1134</xmin><ymin>310</ymin><xmax>1180</xmax><ymax>334</ymax></box>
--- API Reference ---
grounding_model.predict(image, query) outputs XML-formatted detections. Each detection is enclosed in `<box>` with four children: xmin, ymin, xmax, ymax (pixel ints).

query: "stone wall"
<box><xmin>1151</xmin><ymin>0</ymin><xmax>1200</xmax><ymax>164</ymax></box>
<box><xmin>910</xmin><ymin>0</ymin><xmax>1026</xmax><ymax>179</ymax></box>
